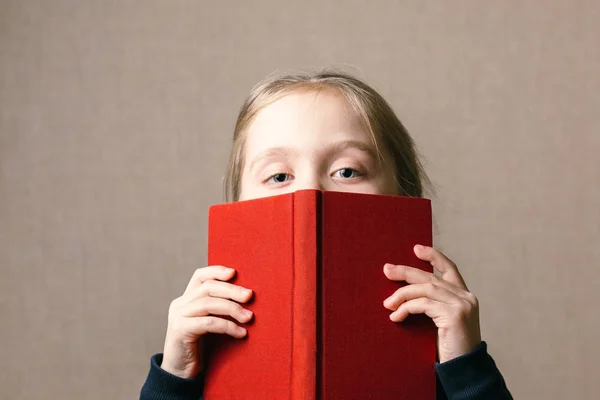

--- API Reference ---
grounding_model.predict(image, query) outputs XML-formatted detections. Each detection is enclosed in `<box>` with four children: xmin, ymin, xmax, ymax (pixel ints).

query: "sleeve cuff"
<box><xmin>435</xmin><ymin>342</ymin><xmax>512</xmax><ymax>399</ymax></box>
<box><xmin>140</xmin><ymin>353</ymin><xmax>204</xmax><ymax>400</ymax></box>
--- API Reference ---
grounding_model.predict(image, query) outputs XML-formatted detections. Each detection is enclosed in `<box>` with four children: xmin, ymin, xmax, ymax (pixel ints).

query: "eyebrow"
<box><xmin>249</xmin><ymin>147</ymin><xmax>293</xmax><ymax>172</ymax></box>
<box><xmin>248</xmin><ymin>140</ymin><xmax>378</xmax><ymax>172</ymax></box>
<box><xmin>327</xmin><ymin>140</ymin><xmax>377</xmax><ymax>159</ymax></box>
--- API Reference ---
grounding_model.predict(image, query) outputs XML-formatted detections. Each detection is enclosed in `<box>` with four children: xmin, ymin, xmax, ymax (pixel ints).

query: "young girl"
<box><xmin>140</xmin><ymin>71</ymin><xmax>512</xmax><ymax>399</ymax></box>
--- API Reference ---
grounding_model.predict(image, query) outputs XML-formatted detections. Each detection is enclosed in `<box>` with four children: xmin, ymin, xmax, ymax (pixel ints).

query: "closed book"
<box><xmin>204</xmin><ymin>190</ymin><xmax>436</xmax><ymax>400</ymax></box>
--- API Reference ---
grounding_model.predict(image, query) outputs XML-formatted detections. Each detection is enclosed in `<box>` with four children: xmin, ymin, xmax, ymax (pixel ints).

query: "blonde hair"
<box><xmin>225</xmin><ymin>70</ymin><xmax>430</xmax><ymax>201</ymax></box>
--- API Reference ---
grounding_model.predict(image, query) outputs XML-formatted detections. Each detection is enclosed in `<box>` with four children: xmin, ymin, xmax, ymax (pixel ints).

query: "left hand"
<box><xmin>383</xmin><ymin>245</ymin><xmax>482</xmax><ymax>363</ymax></box>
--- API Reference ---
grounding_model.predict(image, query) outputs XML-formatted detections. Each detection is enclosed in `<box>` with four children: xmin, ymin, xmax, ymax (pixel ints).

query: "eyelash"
<box><xmin>267</xmin><ymin>173</ymin><xmax>293</xmax><ymax>184</ymax></box>
<box><xmin>332</xmin><ymin>168</ymin><xmax>362</xmax><ymax>179</ymax></box>
<box><xmin>265</xmin><ymin>168</ymin><xmax>363</xmax><ymax>184</ymax></box>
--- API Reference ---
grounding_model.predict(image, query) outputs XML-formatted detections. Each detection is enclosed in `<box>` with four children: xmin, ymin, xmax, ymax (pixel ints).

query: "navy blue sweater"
<box><xmin>140</xmin><ymin>341</ymin><xmax>512</xmax><ymax>400</ymax></box>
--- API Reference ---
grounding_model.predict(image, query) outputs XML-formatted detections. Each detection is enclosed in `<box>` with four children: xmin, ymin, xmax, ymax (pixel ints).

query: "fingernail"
<box><xmin>384</xmin><ymin>263</ymin><xmax>395</xmax><ymax>270</ymax></box>
<box><xmin>242</xmin><ymin>308</ymin><xmax>253</xmax><ymax>317</ymax></box>
<box><xmin>238</xmin><ymin>326</ymin><xmax>247</xmax><ymax>336</ymax></box>
<box><xmin>241</xmin><ymin>288</ymin><xmax>252</xmax><ymax>295</ymax></box>
<box><xmin>414</xmin><ymin>245</ymin><xmax>423</xmax><ymax>251</ymax></box>
<box><xmin>383</xmin><ymin>298</ymin><xmax>392</xmax><ymax>309</ymax></box>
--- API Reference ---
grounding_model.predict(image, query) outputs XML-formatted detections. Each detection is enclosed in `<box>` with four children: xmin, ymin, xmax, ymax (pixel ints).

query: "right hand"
<box><xmin>160</xmin><ymin>265</ymin><xmax>254</xmax><ymax>378</ymax></box>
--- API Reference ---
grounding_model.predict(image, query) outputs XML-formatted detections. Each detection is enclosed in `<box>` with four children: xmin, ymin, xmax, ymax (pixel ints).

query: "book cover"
<box><xmin>204</xmin><ymin>190</ymin><xmax>436</xmax><ymax>400</ymax></box>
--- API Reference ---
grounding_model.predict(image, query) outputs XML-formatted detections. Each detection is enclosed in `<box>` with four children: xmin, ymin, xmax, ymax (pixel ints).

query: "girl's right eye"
<box><xmin>266</xmin><ymin>173</ymin><xmax>294</xmax><ymax>184</ymax></box>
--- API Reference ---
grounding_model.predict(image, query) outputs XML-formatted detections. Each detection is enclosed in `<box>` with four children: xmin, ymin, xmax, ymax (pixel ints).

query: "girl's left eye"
<box><xmin>332</xmin><ymin>168</ymin><xmax>362</xmax><ymax>179</ymax></box>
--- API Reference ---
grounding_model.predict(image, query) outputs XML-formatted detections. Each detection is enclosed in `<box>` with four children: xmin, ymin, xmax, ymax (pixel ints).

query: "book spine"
<box><xmin>291</xmin><ymin>190</ymin><xmax>320</xmax><ymax>400</ymax></box>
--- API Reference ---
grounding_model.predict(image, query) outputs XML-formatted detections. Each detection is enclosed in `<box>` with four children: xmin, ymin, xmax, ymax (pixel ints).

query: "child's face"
<box><xmin>239</xmin><ymin>89</ymin><xmax>397</xmax><ymax>201</ymax></box>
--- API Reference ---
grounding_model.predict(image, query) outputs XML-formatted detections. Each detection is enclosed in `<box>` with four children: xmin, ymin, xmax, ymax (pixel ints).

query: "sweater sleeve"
<box><xmin>141</xmin><ymin>343</ymin><xmax>511</xmax><ymax>400</ymax></box>
<box><xmin>435</xmin><ymin>341</ymin><xmax>513</xmax><ymax>400</ymax></box>
<box><xmin>139</xmin><ymin>354</ymin><xmax>204</xmax><ymax>400</ymax></box>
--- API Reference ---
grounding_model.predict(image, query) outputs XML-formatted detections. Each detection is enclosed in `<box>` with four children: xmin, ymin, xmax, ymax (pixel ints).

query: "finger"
<box><xmin>383</xmin><ymin>264</ymin><xmax>472</xmax><ymax>302</ymax></box>
<box><xmin>389</xmin><ymin>297</ymin><xmax>450</xmax><ymax>323</ymax></box>
<box><xmin>183</xmin><ymin>316</ymin><xmax>247</xmax><ymax>339</ymax></box>
<box><xmin>188</xmin><ymin>280</ymin><xmax>253</xmax><ymax>304</ymax></box>
<box><xmin>384</xmin><ymin>264</ymin><xmax>464</xmax><ymax>294</ymax></box>
<box><xmin>414</xmin><ymin>245</ymin><xmax>468</xmax><ymax>290</ymax></box>
<box><xmin>383</xmin><ymin>283</ymin><xmax>459</xmax><ymax>310</ymax></box>
<box><xmin>384</xmin><ymin>263</ymin><xmax>431</xmax><ymax>283</ymax></box>
<box><xmin>180</xmin><ymin>297</ymin><xmax>253</xmax><ymax>324</ymax></box>
<box><xmin>184</xmin><ymin>265</ymin><xmax>236</xmax><ymax>293</ymax></box>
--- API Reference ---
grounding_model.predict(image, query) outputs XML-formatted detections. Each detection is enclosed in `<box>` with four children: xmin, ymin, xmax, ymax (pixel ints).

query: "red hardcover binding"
<box><xmin>204</xmin><ymin>190</ymin><xmax>436</xmax><ymax>400</ymax></box>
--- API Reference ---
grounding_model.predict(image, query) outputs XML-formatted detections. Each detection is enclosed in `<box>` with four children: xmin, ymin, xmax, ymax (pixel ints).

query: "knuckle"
<box><xmin>168</xmin><ymin>298</ymin><xmax>181</xmax><ymax>313</ymax></box>
<box><xmin>199</xmin><ymin>279</ymin><xmax>216</xmax><ymax>293</ymax></box>
<box><xmin>203</xmin><ymin>316</ymin><xmax>217</xmax><ymax>328</ymax></box>
<box><xmin>199</xmin><ymin>280</ymin><xmax>219</xmax><ymax>296</ymax></box>
<box><xmin>168</xmin><ymin>317</ymin><xmax>186</xmax><ymax>336</ymax></box>
<box><xmin>457</xmin><ymin>299</ymin><xmax>473</xmax><ymax>314</ymax></box>
<box><xmin>392</xmin><ymin>265</ymin><xmax>406</xmax><ymax>277</ymax></box>
<box><xmin>202</xmin><ymin>279</ymin><xmax>216</xmax><ymax>287</ymax></box>
<box><xmin>192</xmin><ymin>267</ymin><xmax>206</xmax><ymax>280</ymax></box>
<box><xmin>465</xmin><ymin>292</ymin><xmax>479</xmax><ymax>307</ymax></box>
<box><xmin>194</xmin><ymin>297</ymin><xmax>211</xmax><ymax>312</ymax></box>
<box><xmin>451</xmin><ymin>311</ymin><xmax>466</xmax><ymax>325</ymax></box>
<box><xmin>425</xmin><ymin>282</ymin><xmax>437</xmax><ymax>296</ymax></box>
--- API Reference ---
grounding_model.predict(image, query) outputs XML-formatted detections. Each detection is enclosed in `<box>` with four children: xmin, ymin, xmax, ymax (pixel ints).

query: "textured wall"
<box><xmin>1</xmin><ymin>1</ymin><xmax>599</xmax><ymax>399</ymax></box>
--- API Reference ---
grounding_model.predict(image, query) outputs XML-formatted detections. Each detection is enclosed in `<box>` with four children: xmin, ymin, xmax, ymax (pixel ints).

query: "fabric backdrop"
<box><xmin>1</xmin><ymin>1</ymin><xmax>599</xmax><ymax>399</ymax></box>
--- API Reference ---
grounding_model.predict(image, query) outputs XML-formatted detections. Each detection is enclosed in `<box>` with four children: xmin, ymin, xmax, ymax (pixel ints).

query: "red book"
<box><xmin>204</xmin><ymin>190</ymin><xmax>436</xmax><ymax>400</ymax></box>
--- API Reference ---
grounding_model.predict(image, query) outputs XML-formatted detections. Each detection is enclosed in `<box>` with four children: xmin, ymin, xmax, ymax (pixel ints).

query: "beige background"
<box><xmin>1</xmin><ymin>1</ymin><xmax>599</xmax><ymax>399</ymax></box>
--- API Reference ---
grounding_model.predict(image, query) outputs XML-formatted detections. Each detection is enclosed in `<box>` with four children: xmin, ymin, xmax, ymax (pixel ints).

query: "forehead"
<box><xmin>243</xmin><ymin>89</ymin><xmax>371</xmax><ymax>153</ymax></box>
